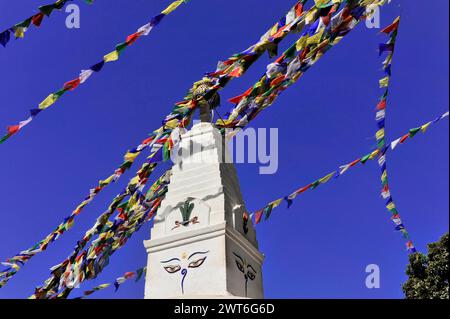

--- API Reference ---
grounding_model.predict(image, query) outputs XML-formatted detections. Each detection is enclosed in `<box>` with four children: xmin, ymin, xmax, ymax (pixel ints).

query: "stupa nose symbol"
<box><xmin>181</xmin><ymin>268</ymin><xmax>188</xmax><ymax>294</ymax></box>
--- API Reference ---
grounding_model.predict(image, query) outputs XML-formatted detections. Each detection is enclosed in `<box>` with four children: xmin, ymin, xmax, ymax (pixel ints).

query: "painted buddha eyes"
<box><xmin>233</xmin><ymin>252</ymin><xmax>256</xmax><ymax>281</ymax></box>
<box><xmin>164</xmin><ymin>256</ymin><xmax>207</xmax><ymax>273</ymax></box>
<box><xmin>235</xmin><ymin>259</ymin><xmax>245</xmax><ymax>273</ymax></box>
<box><xmin>188</xmin><ymin>256</ymin><xmax>207</xmax><ymax>269</ymax></box>
<box><xmin>164</xmin><ymin>265</ymin><xmax>181</xmax><ymax>274</ymax></box>
<box><xmin>161</xmin><ymin>251</ymin><xmax>209</xmax><ymax>274</ymax></box>
<box><xmin>247</xmin><ymin>271</ymin><xmax>256</xmax><ymax>281</ymax></box>
<box><xmin>161</xmin><ymin>251</ymin><xmax>210</xmax><ymax>295</ymax></box>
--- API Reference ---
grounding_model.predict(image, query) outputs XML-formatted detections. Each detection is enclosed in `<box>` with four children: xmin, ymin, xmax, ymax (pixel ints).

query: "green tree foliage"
<box><xmin>403</xmin><ymin>233</ymin><xmax>449</xmax><ymax>299</ymax></box>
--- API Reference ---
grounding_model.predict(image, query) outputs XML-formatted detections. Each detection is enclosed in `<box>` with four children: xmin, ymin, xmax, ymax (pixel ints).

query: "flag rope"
<box><xmin>0</xmin><ymin>0</ymin><xmax>94</xmax><ymax>48</ymax></box>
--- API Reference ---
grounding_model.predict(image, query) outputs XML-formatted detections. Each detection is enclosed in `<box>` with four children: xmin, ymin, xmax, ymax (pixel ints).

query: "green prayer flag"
<box><xmin>284</xmin><ymin>45</ymin><xmax>296</xmax><ymax>59</ymax></box>
<box><xmin>115</xmin><ymin>42</ymin><xmax>128</xmax><ymax>54</ymax></box>
<box><xmin>121</xmin><ymin>161</ymin><xmax>133</xmax><ymax>170</ymax></box>
<box><xmin>360</xmin><ymin>154</ymin><xmax>371</xmax><ymax>164</ymax></box>
<box><xmin>310</xmin><ymin>180</ymin><xmax>320</xmax><ymax>189</ymax></box>
<box><xmin>39</xmin><ymin>5</ymin><xmax>55</xmax><ymax>16</ymax></box>
<box><xmin>54</xmin><ymin>1</ymin><xmax>68</xmax><ymax>10</ymax></box>
<box><xmin>15</xmin><ymin>18</ymin><xmax>32</xmax><ymax>29</ymax></box>
<box><xmin>264</xmin><ymin>205</ymin><xmax>273</xmax><ymax>221</ymax></box>
<box><xmin>54</xmin><ymin>88</ymin><xmax>67</xmax><ymax>99</ymax></box>
<box><xmin>409</xmin><ymin>127</ymin><xmax>421</xmax><ymax>137</ymax></box>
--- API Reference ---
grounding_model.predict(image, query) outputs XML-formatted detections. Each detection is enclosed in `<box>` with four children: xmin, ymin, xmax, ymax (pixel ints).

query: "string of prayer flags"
<box><xmin>2</xmin><ymin>0</ymin><xmax>308</xmax><ymax>146</ymax></box>
<box><xmin>31</xmin><ymin>171</ymin><xmax>171</xmax><ymax>299</ymax></box>
<box><xmin>29</xmin><ymin>165</ymin><xmax>161</xmax><ymax>298</ymax></box>
<box><xmin>0</xmin><ymin>0</ymin><xmax>188</xmax><ymax>145</ymax></box>
<box><xmin>0</xmin><ymin>0</ymin><xmax>94</xmax><ymax>48</ymax></box>
<box><xmin>70</xmin><ymin>267</ymin><xmax>146</xmax><ymax>299</ymax></box>
<box><xmin>216</xmin><ymin>0</ymin><xmax>382</xmax><ymax>131</ymax></box>
<box><xmin>204</xmin><ymin>0</ymin><xmax>310</xmax><ymax>81</ymax></box>
<box><xmin>0</xmin><ymin>0</ymin><xmax>315</xmax><ymax>290</ymax></box>
<box><xmin>390</xmin><ymin>112</ymin><xmax>449</xmax><ymax>149</ymax></box>
<box><xmin>251</xmin><ymin>111</ymin><xmax>449</xmax><ymax>227</ymax></box>
<box><xmin>0</xmin><ymin>133</ymin><xmax>164</xmax><ymax>289</ymax></box>
<box><xmin>374</xmin><ymin>17</ymin><xmax>416</xmax><ymax>253</ymax></box>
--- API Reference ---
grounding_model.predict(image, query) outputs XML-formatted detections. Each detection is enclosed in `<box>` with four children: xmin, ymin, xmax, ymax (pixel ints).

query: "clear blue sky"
<box><xmin>0</xmin><ymin>0</ymin><xmax>448</xmax><ymax>299</ymax></box>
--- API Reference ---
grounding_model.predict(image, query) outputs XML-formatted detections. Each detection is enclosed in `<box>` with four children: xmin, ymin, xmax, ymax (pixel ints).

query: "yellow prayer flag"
<box><xmin>104</xmin><ymin>50</ymin><xmax>119</xmax><ymax>63</ymax></box>
<box><xmin>315</xmin><ymin>0</ymin><xmax>331</xmax><ymax>7</ymax></box>
<box><xmin>292</xmin><ymin>72</ymin><xmax>302</xmax><ymax>82</ymax></box>
<box><xmin>129</xmin><ymin>176</ymin><xmax>140</xmax><ymax>186</ymax></box>
<box><xmin>255</xmin><ymin>78</ymin><xmax>265</xmax><ymax>89</ymax></box>
<box><xmin>97</xmin><ymin>284</ymin><xmax>111</xmax><ymax>290</ymax></box>
<box><xmin>87</xmin><ymin>250</ymin><xmax>97</xmax><ymax>260</ymax></box>
<box><xmin>216</xmin><ymin>119</ymin><xmax>232</xmax><ymax>126</ymax></box>
<box><xmin>165</xmin><ymin>119</ymin><xmax>179</xmax><ymax>129</ymax></box>
<box><xmin>295</xmin><ymin>36</ymin><xmax>307</xmax><ymax>51</ymax></box>
<box><xmin>369</xmin><ymin>149</ymin><xmax>380</xmax><ymax>159</ymax></box>
<box><xmin>379</xmin><ymin>76</ymin><xmax>390</xmax><ymax>88</ymax></box>
<box><xmin>269</xmin><ymin>23</ymin><xmax>279</xmax><ymax>36</ymax></box>
<box><xmin>386</xmin><ymin>202</ymin><xmax>396</xmax><ymax>210</ymax></box>
<box><xmin>8</xmin><ymin>263</ymin><xmax>20</xmax><ymax>271</ymax></box>
<box><xmin>124</xmin><ymin>152</ymin><xmax>140</xmax><ymax>162</ymax></box>
<box><xmin>65</xmin><ymin>218</ymin><xmax>75</xmax><ymax>231</ymax></box>
<box><xmin>319</xmin><ymin>172</ymin><xmax>335</xmax><ymax>184</ymax></box>
<box><xmin>306</xmin><ymin>28</ymin><xmax>325</xmax><ymax>46</ymax></box>
<box><xmin>161</xmin><ymin>0</ymin><xmax>184</xmax><ymax>15</ymax></box>
<box><xmin>376</xmin><ymin>128</ymin><xmax>385</xmax><ymax>140</ymax></box>
<box><xmin>383</xmin><ymin>55</ymin><xmax>392</xmax><ymax>69</ymax></box>
<box><xmin>333</xmin><ymin>36</ymin><xmax>344</xmax><ymax>45</ymax></box>
<box><xmin>315</xmin><ymin>50</ymin><xmax>325</xmax><ymax>61</ymax></box>
<box><xmin>421</xmin><ymin>122</ymin><xmax>432</xmax><ymax>133</ymax></box>
<box><xmin>305</xmin><ymin>8</ymin><xmax>318</xmax><ymax>24</ymax></box>
<box><xmin>100</xmin><ymin>174</ymin><xmax>115</xmax><ymax>186</ymax></box>
<box><xmin>269</xmin><ymin>199</ymin><xmax>283</xmax><ymax>209</ymax></box>
<box><xmin>39</xmin><ymin>94</ymin><xmax>57</xmax><ymax>110</ymax></box>
<box><xmin>14</xmin><ymin>27</ymin><xmax>25</xmax><ymax>38</ymax></box>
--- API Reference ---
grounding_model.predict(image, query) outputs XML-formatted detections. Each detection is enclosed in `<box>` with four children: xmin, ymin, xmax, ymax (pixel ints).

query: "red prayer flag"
<box><xmin>228</xmin><ymin>87</ymin><xmax>252</xmax><ymax>104</ymax></box>
<box><xmin>7</xmin><ymin>125</ymin><xmax>20</xmax><ymax>135</ymax></box>
<box><xmin>63</xmin><ymin>78</ymin><xmax>81</xmax><ymax>91</ymax></box>
<box><xmin>296</xmin><ymin>184</ymin><xmax>312</xmax><ymax>194</ymax></box>
<box><xmin>270</xmin><ymin>75</ymin><xmax>286</xmax><ymax>87</ymax></box>
<box><xmin>254</xmin><ymin>210</ymin><xmax>263</xmax><ymax>224</ymax></box>
<box><xmin>295</xmin><ymin>3</ymin><xmax>303</xmax><ymax>17</ymax></box>
<box><xmin>141</xmin><ymin>136</ymin><xmax>154</xmax><ymax>145</ymax></box>
<box><xmin>273</xmin><ymin>25</ymin><xmax>288</xmax><ymax>39</ymax></box>
<box><xmin>376</xmin><ymin>99</ymin><xmax>386</xmax><ymax>110</ymax></box>
<box><xmin>321</xmin><ymin>15</ymin><xmax>330</xmax><ymax>26</ymax></box>
<box><xmin>349</xmin><ymin>159</ymin><xmax>360</xmax><ymax>167</ymax></box>
<box><xmin>229</xmin><ymin>67</ymin><xmax>242</xmax><ymax>78</ymax></box>
<box><xmin>300</xmin><ymin>47</ymin><xmax>309</xmax><ymax>60</ymax></box>
<box><xmin>399</xmin><ymin>133</ymin><xmax>409</xmax><ymax>144</ymax></box>
<box><xmin>222</xmin><ymin>59</ymin><xmax>234</xmax><ymax>66</ymax></box>
<box><xmin>32</xmin><ymin>13</ymin><xmax>45</xmax><ymax>27</ymax></box>
<box><xmin>381</xmin><ymin>18</ymin><xmax>400</xmax><ymax>34</ymax></box>
<box><xmin>126</xmin><ymin>32</ymin><xmax>141</xmax><ymax>45</ymax></box>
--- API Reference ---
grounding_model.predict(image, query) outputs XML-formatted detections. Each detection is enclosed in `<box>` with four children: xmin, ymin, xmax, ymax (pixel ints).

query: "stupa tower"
<box><xmin>143</xmin><ymin>110</ymin><xmax>264</xmax><ymax>298</ymax></box>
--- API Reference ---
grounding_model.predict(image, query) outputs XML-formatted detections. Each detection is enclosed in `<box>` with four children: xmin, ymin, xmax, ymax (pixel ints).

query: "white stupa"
<box><xmin>143</xmin><ymin>121</ymin><xmax>264</xmax><ymax>299</ymax></box>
